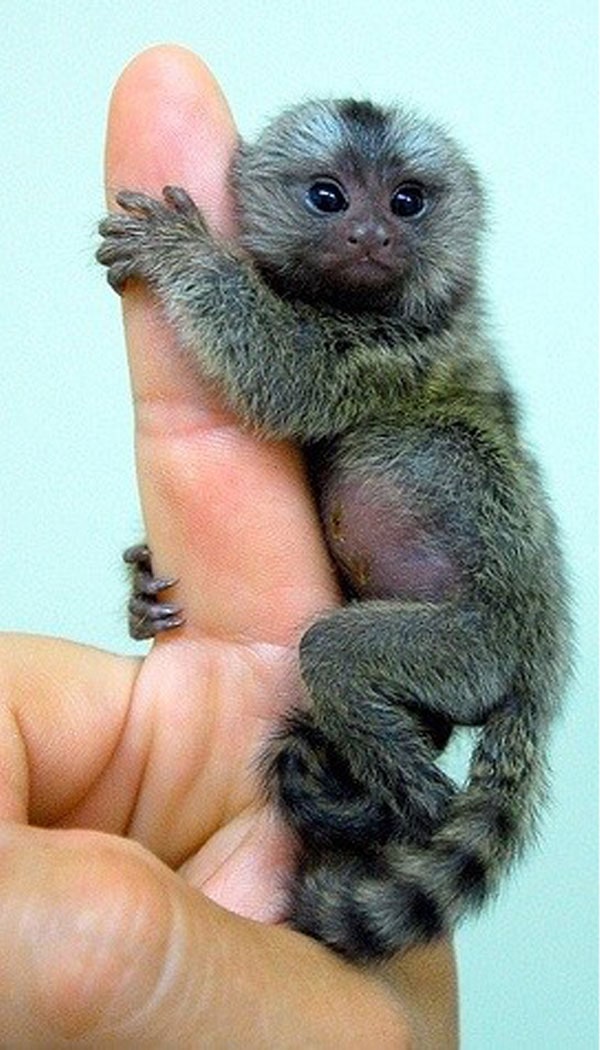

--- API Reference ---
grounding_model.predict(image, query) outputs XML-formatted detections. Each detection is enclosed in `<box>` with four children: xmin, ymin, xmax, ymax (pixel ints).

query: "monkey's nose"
<box><xmin>347</xmin><ymin>221</ymin><xmax>391</xmax><ymax>253</ymax></box>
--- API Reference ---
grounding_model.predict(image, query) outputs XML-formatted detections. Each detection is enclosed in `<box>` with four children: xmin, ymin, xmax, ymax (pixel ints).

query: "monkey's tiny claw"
<box><xmin>139</xmin><ymin>573</ymin><xmax>180</xmax><ymax>596</ymax></box>
<box><xmin>127</xmin><ymin>595</ymin><xmax>186</xmax><ymax>640</ymax></box>
<box><xmin>114</xmin><ymin>190</ymin><xmax>160</xmax><ymax>216</ymax></box>
<box><xmin>106</xmin><ymin>263</ymin><xmax>132</xmax><ymax>295</ymax></box>
<box><xmin>123</xmin><ymin>543</ymin><xmax>185</xmax><ymax>640</ymax></box>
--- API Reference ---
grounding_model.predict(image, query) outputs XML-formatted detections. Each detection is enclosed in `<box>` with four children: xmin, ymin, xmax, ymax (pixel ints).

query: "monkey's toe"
<box><xmin>127</xmin><ymin>594</ymin><xmax>185</xmax><ymax>640</ymax></box>
<box><xmin>123</xmin><ymin>543</ymin><xmax>153</xmax><ymax>569</ymax></box>
<box><xmin>123</xmin><ymin>543</ymin><xmax>185</xmax><ymax>641</ymax></box>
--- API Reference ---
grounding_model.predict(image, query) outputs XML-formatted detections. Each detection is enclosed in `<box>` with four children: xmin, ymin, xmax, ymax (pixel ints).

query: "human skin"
<box><xmin>0</xmin><ymin>46</ymin><xmax>458</xmax><ymax>1047</ymax></box>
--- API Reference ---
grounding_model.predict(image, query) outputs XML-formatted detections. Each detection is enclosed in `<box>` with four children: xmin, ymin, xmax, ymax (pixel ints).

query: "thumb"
<box><xmin>0</xmin><ymin>825</ymin><xmax>409</xmax><ymax>1046</ymax></box>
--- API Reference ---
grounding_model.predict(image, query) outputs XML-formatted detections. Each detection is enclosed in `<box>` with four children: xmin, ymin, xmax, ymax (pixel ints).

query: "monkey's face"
<box><xmin>296</xmin><ymin>171</ymin><xmax>422</xmax><ymax>295</ymax></box>
<box><xmin>233</xmin><ymin>99</ymin><xmax>485</xmax><ymax>317</ymax></box>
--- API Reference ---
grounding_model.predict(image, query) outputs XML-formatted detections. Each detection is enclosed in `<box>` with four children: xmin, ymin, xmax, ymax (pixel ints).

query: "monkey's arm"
<box><xmin>98</xmin><ymin>188</ymin><xmax>379</xmax><ymax>440</ymax></box>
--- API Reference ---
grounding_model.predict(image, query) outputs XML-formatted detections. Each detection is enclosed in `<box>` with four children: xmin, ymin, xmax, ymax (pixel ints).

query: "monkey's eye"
<box><xmin>306</xmin><ymin>179</ymin><xmax>349</xmax><ymax>214</ymax></box>
<box><xmin>390</xmin><ymin>184</ymin><xmax>426</xmax><ymax>218</ymax></box>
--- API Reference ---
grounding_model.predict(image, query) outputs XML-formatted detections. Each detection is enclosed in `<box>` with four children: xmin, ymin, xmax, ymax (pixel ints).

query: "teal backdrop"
<box><xmin>1</xmin><ymin>3</ymin><xmax>597</xmax><ymax>1046</ymax></box>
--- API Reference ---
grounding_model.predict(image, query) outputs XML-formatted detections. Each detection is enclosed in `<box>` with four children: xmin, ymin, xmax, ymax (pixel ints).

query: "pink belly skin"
<box><xmin>322</xmin><ymin>477</ymin><xmax>462</xmax><ymax>602</ymax></box>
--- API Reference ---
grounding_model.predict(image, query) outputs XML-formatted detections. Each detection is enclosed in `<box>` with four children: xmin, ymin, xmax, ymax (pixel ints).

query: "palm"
<box><xmin>117</xmin><ymin>632</ymin><xmax>295</xmax><ymax>920</ymax></box>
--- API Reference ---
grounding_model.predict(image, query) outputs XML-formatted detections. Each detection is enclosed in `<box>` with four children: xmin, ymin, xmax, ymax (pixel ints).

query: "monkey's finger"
<box><xmin>98</xmin><ymin>214</ymin><xmax>144</xmax><ymax>238</ymax></box>
<box><xmin>104</xmin><ymin>46</ymin><xmax>338</xmax><ymax>646</ymax></box>
<box><xmin>162</xmin><ymin>184</ymin><xmax>201</xmax><ymax>216</ymax></box>
<box><xmin>114</xmin><ymin>189</ymin><xmax>165</xmax><ymax>215</ymax></box>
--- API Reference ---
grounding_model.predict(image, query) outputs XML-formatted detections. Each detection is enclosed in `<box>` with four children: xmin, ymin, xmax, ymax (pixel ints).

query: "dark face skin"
<box><xmin>243</xmin><ymin>167</ymin><xmax>427</xmax><ymax>312</ymax></box>
<box><xmin>301</xmin><ymin>172</ymin><xmax>424</xmax><ymax>296</ymax></box>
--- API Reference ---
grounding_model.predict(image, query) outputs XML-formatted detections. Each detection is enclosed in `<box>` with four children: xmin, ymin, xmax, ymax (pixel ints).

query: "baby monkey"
<box><xmin>98</xmin><ymin>98</ymin><xmax>570</xmax><ymax>960</ymax></box>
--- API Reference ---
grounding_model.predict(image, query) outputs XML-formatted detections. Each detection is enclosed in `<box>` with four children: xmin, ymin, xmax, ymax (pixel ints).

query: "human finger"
<box><xmin>0</xmin><ymin>823</ymin><xmax>412</xmax><ymax>1047</ymax></box>
<box><xmin>103</xmin><ymin>46</ymin><xmax>337</xmax><ymax>646</ymax></box>
<box><xmin>0</xmin><ymin>633</ymin><xmax>138</xmax><ymax>827</ymax></box>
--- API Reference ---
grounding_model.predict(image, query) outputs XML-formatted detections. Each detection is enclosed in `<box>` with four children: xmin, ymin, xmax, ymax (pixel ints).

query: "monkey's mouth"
<box><xmin>333</xmin><ymin>256</ymin><xmax>397</xmax><ymax>288</ymax></box>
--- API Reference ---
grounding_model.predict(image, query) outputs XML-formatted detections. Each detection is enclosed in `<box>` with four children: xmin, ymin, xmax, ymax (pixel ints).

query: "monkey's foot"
<box><xmin>123</xmin><ymin>543</ymin><xmax>185</xmax><ymax>640</ymax></box>
<box><xmin>269</xmin><ymin>707</ymin><xmax>456</xmax><ymax>850</ymax></box>
<box><xmin>266</xmin><ymin>710</ymin><xmax>401</xmax><ymax>850</ymax></box>
<box><xmin>97</xmin><ymin>186</ymin><xmax>208</xmax><ymax>294</ymax></box>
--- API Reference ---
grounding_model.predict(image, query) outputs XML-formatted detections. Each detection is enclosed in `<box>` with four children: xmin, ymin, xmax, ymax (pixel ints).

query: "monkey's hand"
<box><xmin>99</xmin><ymin>187</ymin><xmax>388</xmax><ymax>441</ymax></box>
<box><xmin>97</xmin><ymin>186</ymin><xmax>210</xmax><ymax>294</ymax></box>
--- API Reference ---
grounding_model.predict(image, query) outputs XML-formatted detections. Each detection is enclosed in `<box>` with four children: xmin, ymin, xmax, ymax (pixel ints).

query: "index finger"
<box><xmin>104</xmin><ymin>46</ymin><xmax>338</xmax><ymax>646</ymax></box>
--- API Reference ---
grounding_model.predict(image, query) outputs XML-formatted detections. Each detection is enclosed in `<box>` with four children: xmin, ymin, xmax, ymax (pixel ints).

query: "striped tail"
<box><xmin>290</xmin><ymin>697</ymin><xmax>552</xmax><ymax>960</ymax></box>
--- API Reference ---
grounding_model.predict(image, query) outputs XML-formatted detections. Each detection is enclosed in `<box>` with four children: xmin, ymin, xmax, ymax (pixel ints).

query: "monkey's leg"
<box><xmin>123</xmin><ymin>544</ymin><xmax>184</xmax><ymax>640</ymax></box>
<box><xmin>272</xmin><ymin>600</ymin><xmax>508</xmax><ymax>849</ymax></box>
<box><xmin>271</xmin><ymin>601</ymin><xmax>514</xmax><ymax>958</ymax></box>
<box><xmin>286</xmin><ymin>595</ymin><xmax>567</xmax><ymax>960</ymax></box>
<box><xmin>288</xmin><ymin>690</ymin><xmax>555</xmax><ymax>960</ymax></box>
<box><xmin>271</xmin><ymin>704</ymin><xmax>455</xmax><ymax>851</ymax></box>
<box><xmin>265</xmin><ymin>706</ymin><xmax>443</xmax><ymax>850</ymax></box>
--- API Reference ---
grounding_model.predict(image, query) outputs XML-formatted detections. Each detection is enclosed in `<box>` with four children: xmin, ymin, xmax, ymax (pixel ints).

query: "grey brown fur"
<box><xmin>97</xmin><ymin>98</ymin><xmax>571</xmax><ymax>960</ymax></box>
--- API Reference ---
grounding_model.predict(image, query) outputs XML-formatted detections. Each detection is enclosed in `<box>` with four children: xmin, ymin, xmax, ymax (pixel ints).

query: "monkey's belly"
<box><xmin>322</xmin><ymin>476</ymin><xmax>461</xmax><ymax>602</ymax></box>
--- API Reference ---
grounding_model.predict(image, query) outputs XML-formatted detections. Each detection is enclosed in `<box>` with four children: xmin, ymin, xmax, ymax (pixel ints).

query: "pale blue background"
<box><xmin>1</xmin><ymin>3</ymin><xmax>597</xmax><ymax>1046</ymax></box>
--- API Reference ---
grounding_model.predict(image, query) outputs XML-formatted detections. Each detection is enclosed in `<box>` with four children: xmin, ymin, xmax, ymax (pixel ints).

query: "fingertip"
<box><xmin>105</xmin><ymin>44</ymin><xmax>238</xmax><ymax>236</ymax></box>
<box><xmin>100</xmin><ymin>44</ymin><xmax>240</xmax><ymax>409</ymax></box>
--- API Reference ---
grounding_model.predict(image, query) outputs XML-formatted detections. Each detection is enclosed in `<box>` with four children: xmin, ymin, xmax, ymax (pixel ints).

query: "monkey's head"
<box><xmin>231</xmin><ymin>99</ymin><xmax>485</xmax><ymax>322</ymax></box>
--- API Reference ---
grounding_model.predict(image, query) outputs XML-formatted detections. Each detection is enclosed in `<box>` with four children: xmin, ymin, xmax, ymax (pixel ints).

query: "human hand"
<box><xmin>0</xmin><ymin>46</ymin><xmax>456</xmax><ymax>1047</ymax></box>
